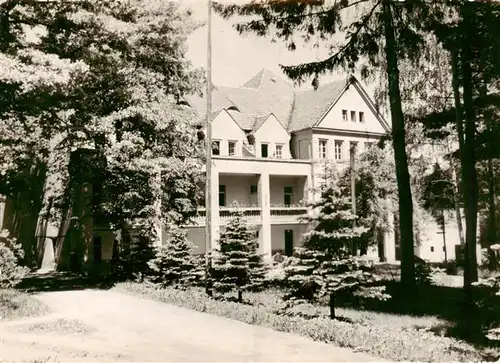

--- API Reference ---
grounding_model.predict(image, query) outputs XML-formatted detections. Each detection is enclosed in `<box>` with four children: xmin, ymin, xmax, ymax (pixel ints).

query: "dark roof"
<box><xmin>185</xmin><ymin>68</ymin><xmax>384</xmax><ymax>133</ymax></box>
<box><xmin>289</xmin><ymin>79</ymin><xmax>348</xmax><ymax>132</ymax></box>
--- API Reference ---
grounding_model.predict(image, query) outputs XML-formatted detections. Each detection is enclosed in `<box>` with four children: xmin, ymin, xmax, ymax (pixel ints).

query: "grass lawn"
<box><xmin>0</xmin><ymin>289</ymin><xmax>49</xmax><ymax>320</ymax></box>
<box><xmin>116</xmin><ymin>282</ymin><xmax>495</xmax><ymax>362</ymax></box>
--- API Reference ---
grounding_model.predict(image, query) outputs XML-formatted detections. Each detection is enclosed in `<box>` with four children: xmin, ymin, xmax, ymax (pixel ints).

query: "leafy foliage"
<box><xmin>111</xmin><ymin>229</ymin><xmax>155</xmax><ymax>282</ymax></box>
<box><xmin>0</xmin><ymin>230</ymin><xmax>30</xmax><ymax>288</ymax></box>
<box><xmin>148</xmin><ymin>228</ymin><xmax>197</xmax><ymax>288</ymax></box>
<box><xmin>0</xmin><ymin>0</ymin><xmax>205</xmax><ymax>266</ymax></box>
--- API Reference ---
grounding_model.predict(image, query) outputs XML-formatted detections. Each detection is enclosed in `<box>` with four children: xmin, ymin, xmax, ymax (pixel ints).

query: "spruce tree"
<box><xmin>286</xmin><ymin>176</ymin><xmax>389</xmax><ymax>319</ymax></box>
<box><xmin>211</xmin><ymin>204</ymin><xmax>266</xmax><ymax>302</ymax></box>
<box><xmin>245</xmin><ymin>236</ymin><xmax>268</xmax><ymax>292</ymax></box>
<box><xmin>148</xmin><ymin>227</ymin><xmax>196</xmax><ymax>288</ymax></box>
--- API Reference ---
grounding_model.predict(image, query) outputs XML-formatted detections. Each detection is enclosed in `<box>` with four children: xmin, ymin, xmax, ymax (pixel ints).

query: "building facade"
<box><xmin>179</xmin><ymin>69</ymin><xmax>394</xmax><ymax>262</ymax></box>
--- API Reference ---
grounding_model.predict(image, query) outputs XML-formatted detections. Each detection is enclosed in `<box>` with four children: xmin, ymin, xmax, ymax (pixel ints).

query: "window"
<box><xmin>228</xmin><ymin>141</ymin><xmax>236</xmax><ymax>156</ymax></box>
<box><xmin>342</xmin><ymin>109</ymin><xmax>348</xmax><ymax>121</ymax></box>
<box><xmin>350</xmin><ymin>141</ymin><xmax>358</xmax><ymax>155</ymax></box>
<box><xmin>261</xmin><ymin>143</ymin><xmax>269</xmax><ymax>158</ymax></box>
<box><xmin>219</xmin><ymin>185</ymin><xmax>226</xmax><ymax>207</ymax></box>
<box><xmin>359</xmin><ymin>111</ymin><xmax>365</xmax><ymax>123</ymax></box>
<box><xmin>275</xmin><ymin>144</ymin><xmax>283</xmax><ymax>159</ymax></box>
<box><xmin>350</xmin><ymin>110</ymin><xmax>356</xmax><ymax>122</ymax></box>
<box><xmin>212</xmin><ymin>140</ymin><xmax>220</xmax><ymax>155</ymax></box>
<box><xmin>319</xmin><ymin>139</ymin><xmax>328</xmax><ymax>159</ymax></box>
<box><xmin>334</xmin><ymin>140</ymin><xmax>343</xmax><ymax>160</ymax></box>
<box><xmin>250</xmin><ymin>185</ymin><xmax>258</xmax><ymax>194</ymax></box>
<box><xmin>430</xmin><ymin>246</ymin><xmax>435</xmax><ymax>252</ymax></box>
<box><xmin>284</xmin><ymin>186</ymin><xmax>293</xmax><ymax>207</ymax></box>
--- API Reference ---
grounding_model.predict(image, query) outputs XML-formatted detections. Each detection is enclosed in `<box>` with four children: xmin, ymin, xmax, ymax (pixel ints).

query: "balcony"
<box><xmin>270</xmin><ymin>204</ymin><xmax>308</xmax><ymax>224</ymax></box>
<box><xmin>188</xmin><ymin>205</ymin><xmax>308</xmax><ymax>227</ymax></box>
<box><xmin>188</xmin><ymin>207</ymin><xmax>262</xmax><ymax>226</ymax></box>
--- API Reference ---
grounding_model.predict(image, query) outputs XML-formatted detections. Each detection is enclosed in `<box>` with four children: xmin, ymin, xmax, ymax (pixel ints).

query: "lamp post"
<box><xmin>204</xmin><ymin>0</ymin><xmax>213</xmax><ymax>296</ymax></box>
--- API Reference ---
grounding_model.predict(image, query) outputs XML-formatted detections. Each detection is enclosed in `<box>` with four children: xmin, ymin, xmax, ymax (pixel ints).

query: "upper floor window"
<box><xmin>219</xmin><ymin>185</ymin><xmax>226</xmax><ymax>207</ymax></box>
<box><xmin>261</xmin><ymin>143</ymin><xmax>269</xmax><ymax>158</ymax></box>
<box><xmin>228</xmin><ymin>141</ymin><xmax>236</xmax><ymax>156</ymax></box>
<box><xmin>275</xmin><ymin>144</ymin><xmax>283</xmax><ymax>159</ymax></box>
<box><xmin>359</xmin><ymin>111</ymin><xmax>365</xmax><ymax>123</ymax></box>
<box><xmin>212</xmin><ymin>140</ymin><xmax>220</xmax><ymax>155</ymax></box>
<box><xmin>334</xmin><ymin>140</ymin><xmax>343</xmax><ymax>160</ymax></box>
<box><xmin>319</xmin><ymin>139</ymin><xmax>327</xmax><ymax>159</ymax></box>
<box><xmin>350</xmin><ymin>111</ymin><xmax>356</xmax><ymax>122</ymax></box>
<box><xmin>342</xmin><ymin>109</ymin><xmax>348</xmax><ymax>121</ymax></box>
<box><xmin>250</xmin><ymin>184</ymin><xmax>258</xmax><ymax>194</ymax></box>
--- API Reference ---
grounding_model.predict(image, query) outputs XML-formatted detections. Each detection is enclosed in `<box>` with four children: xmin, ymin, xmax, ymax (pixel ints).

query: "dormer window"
<box><xmin>227</xmin><ymin>105</ymin><xmax>240</xmax><ymax>112</ymax></box>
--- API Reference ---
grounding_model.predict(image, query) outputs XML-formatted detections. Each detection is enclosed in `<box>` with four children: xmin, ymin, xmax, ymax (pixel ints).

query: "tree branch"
<box><xmin>280</xmin><ymin>0</ymin><xmax>381</xmax><ymax>80</ymax></box>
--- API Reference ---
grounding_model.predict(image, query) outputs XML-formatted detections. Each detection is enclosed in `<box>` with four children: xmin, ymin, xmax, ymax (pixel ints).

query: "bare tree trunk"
<box><xmin>382</xmin><ymin>0</ymin><xmax>416</xmax><ymax>298</ymax></box>
<box><xmin>449</xmin><ymin>52</ymin><xmax>466</xmax><ymax>249</ymax></box>
<box><xmin>459</xmin><ymin>4</ymin><xmax>479</xmax><ymax>289</ymax></box>
<box><xmin>487</xmin><ymin>154</ymin><xmax>498</xmax><ymax>270</ymax></box>
<box><xmin>329</xmin><ymin>293</ymin><xmax>336</xmax><ymax>320</ymax></box>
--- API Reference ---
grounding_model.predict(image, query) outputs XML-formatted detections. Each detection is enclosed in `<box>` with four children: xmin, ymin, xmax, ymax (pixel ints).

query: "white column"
<box><xmin>384</xmin><ymin>198</ymin><xmax>396</xmax><ymax>263</ymax></box>
<box><xmin>210</xmin><ymin>169</ymin><xmax>220</xmax><ymax>251</ymax></box>
<box><xmin>0</xmin><ymin>195</ymin><xmax>5</xmax><ymax>231</ymax></box>
<box><xmin>259</xmin><ymin>172</ymin><xmax>272</xmax><ymax>262</ymax></box>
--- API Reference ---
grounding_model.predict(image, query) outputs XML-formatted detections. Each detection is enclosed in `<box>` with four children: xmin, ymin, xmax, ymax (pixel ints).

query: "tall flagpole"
<box><xmin>204</xmin><ymin>0</ymin><xmax>213</xmax><ymax>296</ymax></box>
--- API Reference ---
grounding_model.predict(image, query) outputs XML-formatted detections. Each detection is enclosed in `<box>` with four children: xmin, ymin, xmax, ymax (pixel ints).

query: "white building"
<box><xmin>179</xmin><ymin>69</ymin><xmax>394</xmax><ymax>261</ymax></box>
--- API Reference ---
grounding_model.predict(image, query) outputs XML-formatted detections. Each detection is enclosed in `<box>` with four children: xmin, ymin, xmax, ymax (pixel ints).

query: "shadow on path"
<box><xmin>15</xmin><ymin>271</ymin><xmax>115</xmax><ymax>293</ymax></box>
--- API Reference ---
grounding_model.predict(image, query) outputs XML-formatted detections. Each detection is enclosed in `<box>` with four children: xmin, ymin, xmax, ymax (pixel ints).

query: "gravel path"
<box><xmin>2</xmin><ymin>289</ymin><xmax>385</xmax><ymax>362</ymax></box>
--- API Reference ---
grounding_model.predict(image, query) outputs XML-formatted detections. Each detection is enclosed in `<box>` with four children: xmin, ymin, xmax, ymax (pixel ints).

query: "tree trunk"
<box><xmin>487</xmin><ymin>155</ymin><xmax>498</xmax><ymax>270</ymax></box>
<box><xmin>382</xmin><ymin>0</ymin><xmax>416</xmax><ymax>297</ymax></box>
<box><xmin>459</xmin><ymin>4</ymin><xmax>479</xmax><ymax>290</ymax></box>
<box><xmin>449</xmin><ymin>52</ymin><xmax>466</xmax><ymax>248</ymax></box>
<box><xmin>329</xmin><ymin>293</ymin><xmax>336</xmax><ymax>320</ymax></box>
<box><xmin>442</xmin><ymin>211</ymin><xmax>448</xmax><ymax>262</ymax></box>
<box><xmin>238</xmin><ymin>290</ymin><xmax>243</xmax><ymax>303</ymax></box>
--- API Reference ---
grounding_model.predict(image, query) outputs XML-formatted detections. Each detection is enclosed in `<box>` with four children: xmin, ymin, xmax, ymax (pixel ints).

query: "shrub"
<box><xmin>147</xmin><ymin>227</ymin><xmax>196</xmax><ymax>288</ymax></box>
<box><xmin>0</xmin><ymin>230</ymin><xmax>30</xmax><ymax>288</ymax></box>
<box><xmin>415</xmin><ymin>258</ymin><xmax>433</xmax><ymax>286</ymax></box>
<box><xmin>110</xmin><ymin>229</ymin><xmax>156</xmax><ymax>282</ymax></box>
<box><xmin>472</xmin><ymin>276</ymin><xmax>500</xmax><ymax>343</ymax></box>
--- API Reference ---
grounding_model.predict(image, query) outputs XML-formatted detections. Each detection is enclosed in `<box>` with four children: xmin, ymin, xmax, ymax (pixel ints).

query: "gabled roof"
<box><xmin>288</xmin><ymin>79</ymin><xmax>348</xmax><ymax>132</ymax></box>
<box><xmin>185</xmin><ymin>69</ymin><xmax>389</xmax><ymax>134</ymax></box>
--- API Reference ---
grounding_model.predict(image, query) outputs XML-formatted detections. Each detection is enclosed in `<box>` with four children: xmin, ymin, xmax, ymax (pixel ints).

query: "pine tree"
<box><xmin>148</xmin><ymin>227</ymin><xmax>196</xmax><ymax>288</ymax></box>
<box><xmin>287</xmin><ymin>177</ymin><xmax>389</xmax><ymax>319</ymax></box>
<box><xmin>282</xmin><ymin>247</ymin><xmax>323</xmax><ymax>303</ymax></box>
<box><xmin>210</xmin><ymin>205</ymin><xmax>265</xmax><ymax>302</ymax></box>
<box><xmin>245</xmin><ymin>236</ymin><xmax>268</xmax><ymax>292</ymax></box>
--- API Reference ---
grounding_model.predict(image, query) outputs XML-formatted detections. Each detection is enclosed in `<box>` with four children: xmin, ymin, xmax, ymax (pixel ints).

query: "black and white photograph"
<box><xmin>0</xmin><ymin>0</ymin><xmax>499</xmax><ymax>361</ymax></box>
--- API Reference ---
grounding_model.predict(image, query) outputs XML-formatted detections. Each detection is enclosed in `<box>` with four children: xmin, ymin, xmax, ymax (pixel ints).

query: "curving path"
<box><xmin>2</xmin><ymin>289</ymin><xmax>385</xmax><ymax>362</ymax></box>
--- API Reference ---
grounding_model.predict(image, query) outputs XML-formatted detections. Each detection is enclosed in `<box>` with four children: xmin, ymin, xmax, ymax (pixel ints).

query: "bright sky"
<box><xmin>183</xmin><ymin>0</ymin><xmax>356</xmax><ymax>91</ymax></box>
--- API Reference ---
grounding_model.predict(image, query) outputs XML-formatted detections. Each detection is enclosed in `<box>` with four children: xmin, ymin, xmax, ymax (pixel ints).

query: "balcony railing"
<box><xmin>189</xmin><ymin>207</ymin><xmax>262</xmax><ymax>226</ymax></box>
<box><xmin>220</xmin><ymin>207</ymin><xmax>262</xmax><ymax>224</ymax></box>
<box><xmin>187</xmin><ymin>204</ymin><xmax>308</xmax><ymax>226</ymax></box>
<box><xmin>270</xmin><ymin>205</ymin><xmax>308</xmax><ymax>224</ymax></box>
